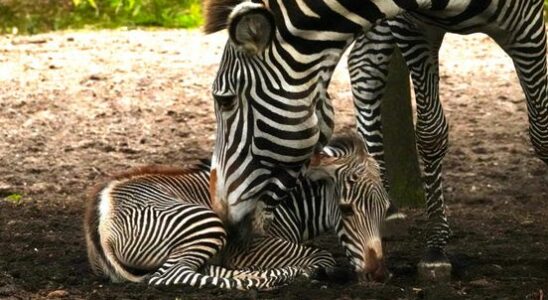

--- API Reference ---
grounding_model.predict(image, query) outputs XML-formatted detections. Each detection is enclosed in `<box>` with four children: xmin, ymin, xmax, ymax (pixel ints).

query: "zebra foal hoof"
<box><xmin>417</xmin><ymin>248</ymin><xmax>452</xmax><ymax>283</ymax></box>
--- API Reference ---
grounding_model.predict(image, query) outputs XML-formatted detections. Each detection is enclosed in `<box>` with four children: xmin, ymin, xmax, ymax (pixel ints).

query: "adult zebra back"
<box><xmin>204</xmin><ymin>0</ymin><xmax>547</xmax><ymax>280</ymax></box>
<box><xmin>347</xmin><ymin>0</ymin><xmax>547</xmax><ymax>280</ymax></box>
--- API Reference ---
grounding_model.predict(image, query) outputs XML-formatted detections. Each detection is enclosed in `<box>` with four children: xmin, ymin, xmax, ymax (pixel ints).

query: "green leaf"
<box><xmin>87</xmin><ymin>0</ymin><xmax>97</xmax><ymax>9</ymax></box>
<box><xmin>4</xmin><ymin>193</ymin><xmax>23</xmax><ymax>205</ymax></box>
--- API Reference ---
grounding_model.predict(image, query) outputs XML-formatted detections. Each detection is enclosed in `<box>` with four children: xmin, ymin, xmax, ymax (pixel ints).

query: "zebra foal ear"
<box><xmin>228</xmin><ymin>3</ymin><xmax>275</xmax><ymax>55</ymax></box>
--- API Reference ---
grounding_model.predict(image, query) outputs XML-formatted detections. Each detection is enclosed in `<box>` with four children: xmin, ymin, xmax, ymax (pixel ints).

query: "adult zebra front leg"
<box><xmin>349</xmin><ymin>18</ymin><xmax>451</xmax><ymax>281</ymax></box>
<box><xmin>393</xmin><ymin>17</ymin><xmax>452</xmax><ymax>281</ymax></box>
<box><xmin>348</xmin><ymin>22</ymin><xmax>396</xmax><ymax>191</ymax></box>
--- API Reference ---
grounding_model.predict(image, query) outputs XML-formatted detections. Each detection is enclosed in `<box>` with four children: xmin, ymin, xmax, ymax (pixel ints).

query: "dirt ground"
<box><xmin>0</xmin><ymin>29</ymin><xmax>547</xmax><ymax>300</ymax></box>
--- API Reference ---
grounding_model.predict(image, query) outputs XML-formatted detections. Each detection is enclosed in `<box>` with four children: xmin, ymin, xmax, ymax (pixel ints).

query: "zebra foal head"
<box><xmin>204</xmin><ymin>0</ymin><xmax>344</xmax><ymax>230</ymax></box>
<box><xmin>309</xmin><ymin>135</ymin><xmax>403</xmax><ymax>282</ymax></box>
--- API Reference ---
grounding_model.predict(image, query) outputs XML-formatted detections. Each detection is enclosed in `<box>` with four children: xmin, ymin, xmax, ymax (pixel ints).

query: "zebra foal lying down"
<box><xmin>84</xmin><ymin>135</ymin><xmax>401</xmax><ymax>289</ymax></box>
<box><xmin>85</xmin><ymin>163</ymin><xmax>310</xmax><ymax>291</ymax></box>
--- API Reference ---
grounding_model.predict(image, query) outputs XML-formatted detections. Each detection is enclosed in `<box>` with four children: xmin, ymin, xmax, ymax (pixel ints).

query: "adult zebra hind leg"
<box><xmin>495</xmin><ymin>1</ymin><xmax>548</xmax><ymax>165</ymax></box>
<box><xmin>348</xmin><ymin>21</ymin><xmax>396</xmax><ymax>191</ymax></box>
<box><xmin>391</xmin><ymin>17</ymin><xmax>452</xmax><ymax>281</ymax></box>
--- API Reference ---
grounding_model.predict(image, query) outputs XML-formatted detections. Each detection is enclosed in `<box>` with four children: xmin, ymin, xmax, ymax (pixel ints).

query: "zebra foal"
<box><xmin>84</xmin><ymin>135</ymin><xmax>399</xmax><ymax>286</ymax></box>
<box><xmin>84</xmin><ymin>163</ymin><xmax>305</xmax><ymax>291</ymax></box>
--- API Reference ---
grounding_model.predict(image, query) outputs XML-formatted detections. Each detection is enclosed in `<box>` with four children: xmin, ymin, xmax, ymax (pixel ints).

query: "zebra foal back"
<box><xmin>84</xmin><ymin>162</ymin><xmax>302</xmax><ymax>291</ymax></box>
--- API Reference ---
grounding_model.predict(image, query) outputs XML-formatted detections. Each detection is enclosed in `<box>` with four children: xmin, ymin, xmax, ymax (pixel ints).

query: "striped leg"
<box><xmin>348</xmin><ymin>21</ymin><xmax>396</xmax><ymax>190</ymax></box>
<box><xmin>391</xmin><ymin>18</ymin><xmax>452</xmax><ymax>280</ymax></box>
<box><xmin>146</xmin><ymin>246</ymin><xmax>300</xmax><ymax>290</ymax></box>
<box><xmin>495</xmin><ymin>4</ymin><xmax>548</xmax><ymax>164</ymax></box>
<box><xmin>221</xmin><ymin>235</ymin><xmax>336</xmax><ymax>279</ymax></box>
<box><xmin>201</xmin><ymin>265</ymin><xmax>302</xmax><ymax>289</ymax></box>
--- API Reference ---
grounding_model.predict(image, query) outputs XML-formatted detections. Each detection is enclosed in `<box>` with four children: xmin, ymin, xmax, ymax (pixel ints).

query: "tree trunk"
<box><xmin>381</xmin><ymin>48</ymin><xmax>425</xmax><ymax>208</ymax></box>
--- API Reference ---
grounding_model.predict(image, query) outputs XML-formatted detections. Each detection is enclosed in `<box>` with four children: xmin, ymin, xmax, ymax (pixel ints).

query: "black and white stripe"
<box><xmin>348</xmin><ymin>0</ymin><xmax>547</xmax><ymax>263</ymax></box>
<box><xmin>84</xmin><ymin>163</ymin><xmax>303</xmax><ymax>291</ymax></box>
<box><xmin>84</xmin><ymin>136</ymin><xmax>397</xmax><ymax>284</ymax></box>
<box><xmin>205</xmin><ymin>0</ymin><xmax>446</xmax><ymax>233</ymax></box>
<box><xmin>205</xmin><ymin>0</ymin><xmax>547</xmax><ymax>271</ymax></box>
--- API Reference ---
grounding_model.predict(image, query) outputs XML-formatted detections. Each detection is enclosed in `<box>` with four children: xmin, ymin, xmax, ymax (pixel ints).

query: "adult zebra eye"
<box><xmin>214</xmin><ymin>95</ymin><xmax>236</xmax><ymax>108</ymax></box>
<box><xmin>339</xmin><ymin>204</ymin><xmax>354</xmax><ymax>217</ymax></box>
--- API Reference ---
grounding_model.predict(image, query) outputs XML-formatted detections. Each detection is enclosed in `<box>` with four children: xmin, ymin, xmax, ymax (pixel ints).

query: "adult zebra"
<box><xmin>348</xmin><ymin>2</ymin><xmax>547</xmax><ymax>279</ymax></box>
<box><xmin>204</xmin><ymin>0</ymin><xmax>548</xmax><ymax>280</ymax></box>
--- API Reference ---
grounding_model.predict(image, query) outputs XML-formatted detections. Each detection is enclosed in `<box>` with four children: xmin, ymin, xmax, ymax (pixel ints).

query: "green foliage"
<box><xmin>0</xmin><ymin>0</ymin><xmax>202</xmax><ymax>34</ymax></box>
<box><xmin>1</xmin><ymin>0</ymin><xmax>546</xmax><ymax>35</ymax></box>
<box><xmin>4</xmin><ymin>193</ymin><xmax>23</xmax><ymax>205</ymax></box>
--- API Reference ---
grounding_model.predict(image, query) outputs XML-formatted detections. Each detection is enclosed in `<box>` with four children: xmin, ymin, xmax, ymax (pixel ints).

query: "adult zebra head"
<box><xmin>204</xmin><ymin>0</ymin><xmax>411</xmax><ymax>231</ymax></box>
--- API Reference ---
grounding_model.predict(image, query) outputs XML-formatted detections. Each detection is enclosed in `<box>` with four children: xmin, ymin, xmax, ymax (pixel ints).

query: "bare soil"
<box><xmin>0</xmin><ymin>29</ymin><xmax>547</xmax><ymax>300</ymax></box>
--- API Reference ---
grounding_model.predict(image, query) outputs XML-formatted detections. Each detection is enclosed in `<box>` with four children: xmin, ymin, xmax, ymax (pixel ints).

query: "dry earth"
<box><xmin>0</xmin><ymin>29</ymin><xmax>547</xmax><ymax>299</ymax></box>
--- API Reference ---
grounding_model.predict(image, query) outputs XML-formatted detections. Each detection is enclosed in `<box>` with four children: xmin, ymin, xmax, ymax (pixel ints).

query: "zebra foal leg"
<box><xmin>146</xmin><ymin>245</ymin><xmax>301</xmax><ymax>290</ymax></box>
<box><xmin>392</xmin><ymin>18</ymin><xmax>452</xmax><ymax>281</ymax></box>
<box><xmin>220</xmin><ymin>235</ymin><xmax>337</xmax><ymax>280</ymax></box>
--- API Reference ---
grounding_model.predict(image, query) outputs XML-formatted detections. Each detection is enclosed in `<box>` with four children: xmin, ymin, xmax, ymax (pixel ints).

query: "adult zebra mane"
<box><xmin>203</xmin><ymin>0</ymin><xmax>245</xmax><ymax>33</ymax></box>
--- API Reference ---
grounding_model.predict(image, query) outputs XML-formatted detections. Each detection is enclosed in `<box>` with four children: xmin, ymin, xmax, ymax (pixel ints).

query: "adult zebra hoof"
<box><xmin>417</xmin><ymin>248</ymin><xmax>452</xmax><ymax>282</ymax></box>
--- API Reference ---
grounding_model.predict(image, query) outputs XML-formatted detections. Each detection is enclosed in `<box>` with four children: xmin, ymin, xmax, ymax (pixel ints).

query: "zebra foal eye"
<box><xmin>339</xmin><ymin>204</ymin><xmax>354</xmax><ymax>217</ymax></box>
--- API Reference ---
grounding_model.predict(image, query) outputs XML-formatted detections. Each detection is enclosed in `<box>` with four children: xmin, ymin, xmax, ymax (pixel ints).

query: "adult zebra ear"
<box><xmin>228</xmin><ymin>3</ymin><xmax>275</xmax><ymax>55</ymax></box>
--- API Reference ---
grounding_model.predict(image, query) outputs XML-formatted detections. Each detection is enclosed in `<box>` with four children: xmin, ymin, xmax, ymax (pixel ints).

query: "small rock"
<box><xmin>0</xmin><ymin>181</ymin><xmax>12</xmax><ymax>196</ymax></box>
<box><xmin>0</xmin><ymin>284</ymin><xmax>17</xmax><ymax>296</ymax></box>
<box><xmin>469</xmin><ymin>278</ymin><xmax>491</xmax><ymax>287</ymax></box>
<box><xmin>29</xmin><ymin>182</ymin><xmax>49</xmax><ymax>193</ymax></box>
<box><xmin>47</xmin><ymin>290</ymin><xmax>69</xmax><ymax>298</ymax></box>
<box><xmin>89</xmin><ymin>74</ymin><xmax>106</xmax><ymax>81</ymax></box>
<box><xmin>11</xmin><ymin>37</ymin><xmax>48</xmax><ymax>45</ymax></box>
<box><xmin>491</xmin><ymin>264</ymin><xmax>503</xmax><ymax>271</ymax></box>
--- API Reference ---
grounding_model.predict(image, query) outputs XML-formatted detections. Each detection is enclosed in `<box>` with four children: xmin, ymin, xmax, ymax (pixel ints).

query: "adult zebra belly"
<box><xmin>404</xmin><ymin>0</ymin><xmax>511</xmax><ymax>36</ymax></box>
